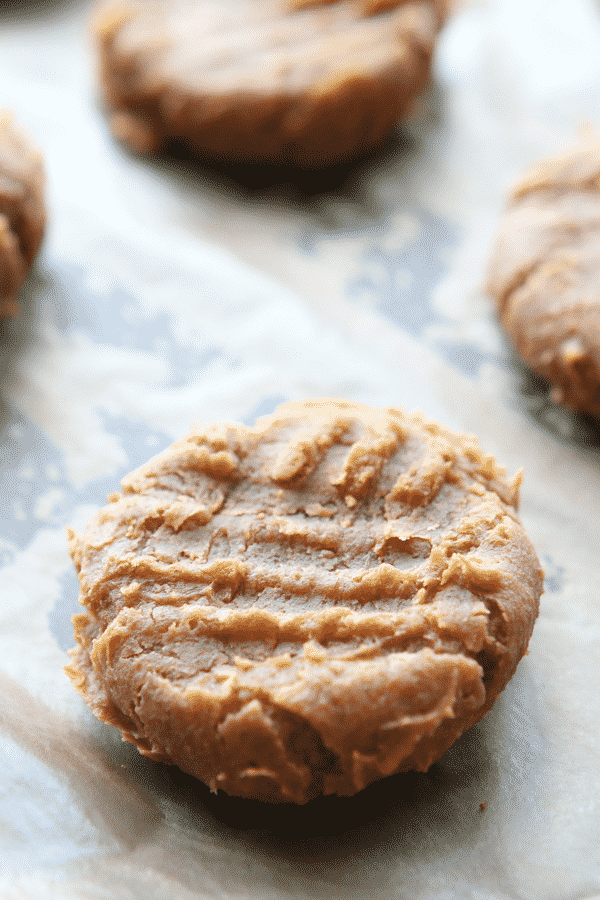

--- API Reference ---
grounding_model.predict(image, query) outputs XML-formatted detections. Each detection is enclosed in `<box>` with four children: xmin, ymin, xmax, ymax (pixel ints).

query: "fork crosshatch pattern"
<box><xmin>2</xmin><ymin>0</ymin><xmax>600</xmax><ymax>897</ymax></box>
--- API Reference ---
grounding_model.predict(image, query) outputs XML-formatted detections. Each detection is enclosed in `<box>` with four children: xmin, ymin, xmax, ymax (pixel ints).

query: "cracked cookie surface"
<box><xmin>0</xmin><ymin>113</ymin><xmax>45</xmax><ymax>316</ymax></box>
<box><xmin>487</xmin><ymin>133</ymin><xmax>600</xmax><ymax>418</ymax></box>
<box><xmin>93</xmin><ymin>0</ymin><xmax>447</xmax><ymax>166</ymax></box>
<box><xmin>66</xmin><ymin>399</ymin><xmax>542</xmax><ymax>803</ymax></box>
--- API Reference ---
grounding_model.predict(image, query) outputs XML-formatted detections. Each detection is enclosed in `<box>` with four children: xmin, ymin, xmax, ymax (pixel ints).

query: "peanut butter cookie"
<box><xmin>93</xmin><ymin>0</ymin><xmax>447</xmax><ymax>166</ymax></box>
<box><xmin>487</xmin><ymin>134</ymin><xmax>600</xmax><ymax>418</ymax></box>
<box><xmin>0</xmin><ymin>113</ymin><xmax>45</xmax><ymax>316</ymax></box>
<box><xmin>66</xmin><ymin>400</ymin><xmax>542</xmax><ymax>803</ymax></box>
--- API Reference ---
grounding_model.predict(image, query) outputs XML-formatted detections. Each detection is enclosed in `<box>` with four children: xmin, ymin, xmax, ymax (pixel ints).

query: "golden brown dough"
<box><xmin>93</xmin><ymin>0</ymin><xmax>447</xmax><ymax>166</ymax></box>
<box><xmin>66</xmin><ymin>399</ymin><xmax>542</xmax><ymax>803</ymax></box>
<box><xmin>0</xmin><ymin>112</ymin><xmax>45</xmax><ymax>316</ymax></box>
<box><xmin>487</xmin><ymin>133</ymin><xmax>600</xmax><ymax>418</ymax></box>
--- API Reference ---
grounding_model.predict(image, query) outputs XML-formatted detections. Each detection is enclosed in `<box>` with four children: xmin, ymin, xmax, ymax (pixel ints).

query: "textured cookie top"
<box><xmin>93</xmin><ymin>0</ymin><xmax>446</xmax><ymax>161</ymax></box>
<box><xmin>0</xmin><ymin>112</ymin><xmax>45</xmax><ymax>314</ymax></box>
<box><xmin>0</xmin><ymin>112</ymin><xmax>45</xmax><ymax>266</ymax></box>
<box><xmin>67</xmin><ymin>400</ymin><xmax>542</xmax><ymax>802</ymax></box>
<box><xmin>486</xmin><ymin>134</ymin><xmax>600</xmax><ymax>416</ymax></box>
<box><xmin>96</xmin><ymin>0</ymin><xmax>444</xmax><ymax>95</ymax></box>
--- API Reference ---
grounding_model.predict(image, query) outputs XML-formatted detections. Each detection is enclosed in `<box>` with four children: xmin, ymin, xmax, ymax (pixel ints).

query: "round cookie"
<box><xmin>66</xmin><ymin>399</ymin><xmax>542</xmax><ymax>804</ymax></box>
<box><xmin>486</xmin><ymin>134</ymin><xmax>600</xmax><ymax>418</ymax></box>
<box><xmin>0</xmin><ymin>112</ymin><xmax>45</xmax><ymax>316</ymax></box>
<box><xmin>93</xmin><ymin>0</ymin><xmax>447</xmax><ymax>166</ymax></box>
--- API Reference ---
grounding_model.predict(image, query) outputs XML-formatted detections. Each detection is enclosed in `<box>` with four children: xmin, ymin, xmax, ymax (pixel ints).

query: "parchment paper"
<box><xmin>1</xmin><ymin>1</ymin><xmax>600</xmax><ymax>898</ymax></box>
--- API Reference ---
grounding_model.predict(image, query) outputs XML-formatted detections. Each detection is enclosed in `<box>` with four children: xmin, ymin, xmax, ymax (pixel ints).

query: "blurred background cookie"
<box><xmin>93</xmin><ymin>0</ymin><xmax>447</xmax><ymax>166</ymax></box>
<box><xmin>487</xmin><ymin>133</ymin><xmax>600</xmax><ymax>419</ymax></box>
<box><xmin>66</xmin><ymin>399</ymin><xmax>542</xmax><ymax>804</ymax></box>
<box><xmin>0</xmin><ymin>112</ymin><xmax>45</xmax><ymax>316</ymax></box>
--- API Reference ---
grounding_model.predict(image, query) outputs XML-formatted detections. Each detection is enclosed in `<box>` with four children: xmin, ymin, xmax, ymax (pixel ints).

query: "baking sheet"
<box><xmin>1</xmin><ymin>1</ymin><xmax>600</xmax><ymax>897</ymax></box>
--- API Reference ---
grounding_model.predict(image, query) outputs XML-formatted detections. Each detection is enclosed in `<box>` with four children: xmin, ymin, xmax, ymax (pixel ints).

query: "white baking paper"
<box><xmin>1</xmin><ymin>1</ymin><xmax>600</xmax><ymax>897</ymax></box>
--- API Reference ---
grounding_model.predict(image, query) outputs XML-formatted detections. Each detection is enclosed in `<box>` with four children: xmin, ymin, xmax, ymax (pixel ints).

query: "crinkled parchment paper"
<box><xmin>1</xmin><ymin>1</ymin><xmax>600</xmax><ymax>898</ymax></box>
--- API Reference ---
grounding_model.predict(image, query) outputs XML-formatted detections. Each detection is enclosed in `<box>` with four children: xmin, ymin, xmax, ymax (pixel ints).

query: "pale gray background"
<box><xmin>1</xmin><ymin>1</ymin><xmax>600</xmax><ymax>898</ymax></box>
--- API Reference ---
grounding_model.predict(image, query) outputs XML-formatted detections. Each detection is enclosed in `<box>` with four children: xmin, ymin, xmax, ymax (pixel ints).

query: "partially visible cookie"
<box><xmin>66</xmin><ymin>399</ymin><xmax>542</xmax><ymax>803</ymax></box>
<box><xmin>487</xmin><ymin>134</ymin><xmax>600</xmax><ymax>417</ymax></box>
<box><xmin>0</xmin><ymin>112</ymin><xmax>45</xmax><ymax>316</ymax></box>
<box><xmin>93</xmin><ymin>0</ymin><xmax>447</xmax><ymax>166</ymax></box>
